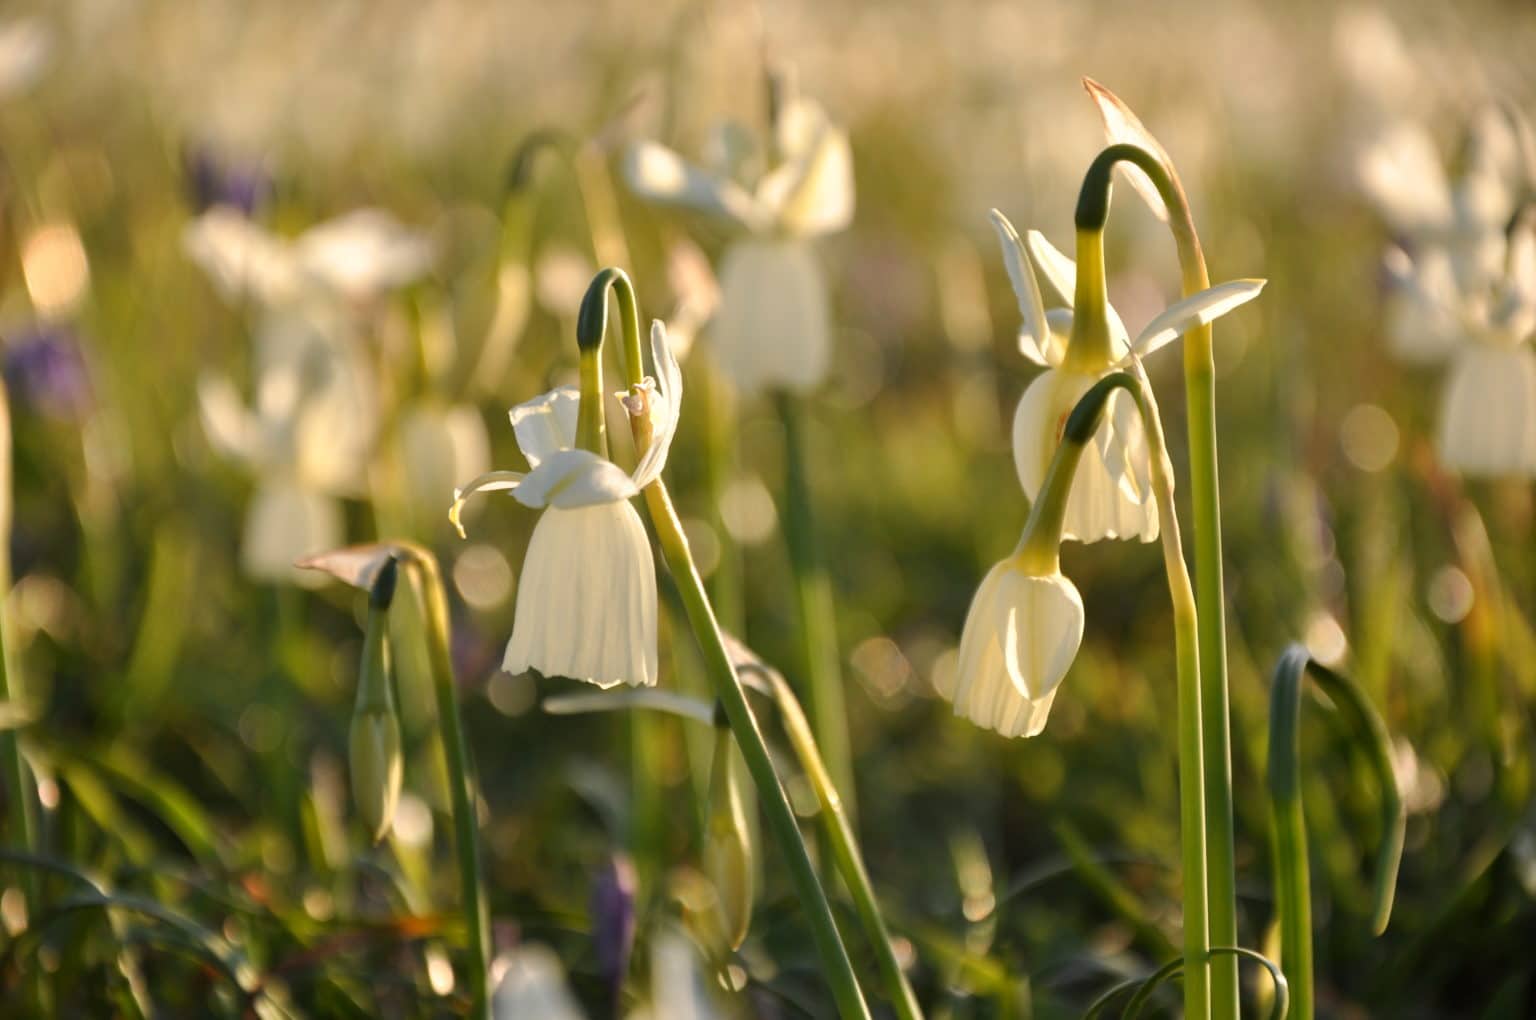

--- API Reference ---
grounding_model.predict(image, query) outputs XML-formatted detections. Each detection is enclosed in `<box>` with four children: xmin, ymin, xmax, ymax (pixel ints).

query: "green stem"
<box><xmin>1267</xmin><ymin>647</ymin><xmax>1405</xmax><ymax>1020</ymax></box>
<box><xmin>1079</xmin><ymin>144</ymin><xmax>1238</xmax><ymax>1016</ymax></box>
<box><xmin>396</xmin><ymin>545</ymin><xmax>491</xmax><ymax>1020</ymax></box>
<box><xmin>766</xmin><ymin>672</ymin><xmax>922</xmax><ymax>1020</ymax></box>
<box><xmin>0</xmin><ymin>384</ymin><xmax>37</xmax><ymax>897</ymax></box>
<box><xmin>642</xmin><ymin>479</ymin><xmax>870</xmax><ymax>1019</ymax></box>
<box><xmin>1063</xmin><ymin>371</ymin><xmax>1210</xmax><ymax>1019</ymax></box>
<box><xmin>774</xmin><ymin>392</ymin><xmax>856</xmax><ymax>822</ymax></box>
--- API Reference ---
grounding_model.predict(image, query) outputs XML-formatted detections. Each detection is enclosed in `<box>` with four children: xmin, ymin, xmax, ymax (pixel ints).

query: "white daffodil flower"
<box><xmin>451</xmin><ymin>323</ymin><xmax>682</xmax><ymax>688</ymax></box>
<box><xmin>623</xmin><ymin>92</ymin><xmax>853</xmax><ymax>394</ymax></box>
<box><xmin>186</xmin><ymin>207</ymin><xmax>433</xmax><ymax>583</ymax></box>
<box><xmin>1360</xmin><ymin>109</ymin><xmax>1536</xmax><ymax>477</ymax></box>
<box><xmin>936</xmin><ymin>555</ymin><xmax>1085</xmax><ymax>739</ymax></box>
<box><xmin>1358</xmin><ymin>109</ymin><xmax>1536</xmax><ymax>364</ymax></box>
<box><xmin>991</xmin><ymin>210</ymin><xmax>1265</xmax><ymax>543</ymax></box>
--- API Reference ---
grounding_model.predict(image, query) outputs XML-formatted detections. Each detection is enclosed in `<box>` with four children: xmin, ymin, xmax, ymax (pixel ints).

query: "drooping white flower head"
<box><xmin>991</xmin><ymin>210</ymin><xmax>1265</xmax><ymax>543</ymax></box>
<box><xmin>623</xmin><ymin>90</ymin><xmax>853</xmax><ymax>394</ymax></box>
<box><xmin>451</xmin><ymin>323</ymin><xmax>682</xmax><ymax>688</ymax></box>
<box><xmin>1359</xmin><ymin>107</ymin><xmax>1536</xmax><ymax>477</ymax></box>
<box><xmin>936</xmin><ymin>555</ymin><xmax>1085</xmax><ymax>739</ymax></box>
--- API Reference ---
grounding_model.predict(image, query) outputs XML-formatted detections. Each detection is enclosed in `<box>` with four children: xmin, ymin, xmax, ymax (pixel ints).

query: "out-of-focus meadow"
<box><xmin>2</xmin><ymin>1</ymin><xmax>1535</xmax><ymax>1017</ymax></box>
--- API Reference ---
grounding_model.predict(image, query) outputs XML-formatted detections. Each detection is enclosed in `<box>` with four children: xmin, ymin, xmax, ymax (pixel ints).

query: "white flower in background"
<box><xmin>0</xmin><ymin>18</ymin><xmax>51</xmax><ymax>100</ymax></box>
<box><xmin>935</xmin><ymin>554</ymin><xmax>1085</xmax><ymax>739</ymax></box>
<box><xmin>490</xmin><ymin>929</ymin><xmax>723</xmax><ymax>1020</ymax></box>
<box><xmin>394</xmin><ymin>404</ymin><xmax>492</xmax><ymax>525</ymax></box>
<box><xmin>185</xmin><ymin>207</ymin><xmax>433</xmax><ymax>583</ymax></box>
<box><xmin>1359</xmin><ymin>108</ymin><xmax>1536</xmax><ymax>477</ymax></box>
<box><xmin>491</xmin><ymin>944</ymin><xmax>586</xmax><ymax>1020</ymax></box>
<box><xmin>991</xmin><ymin>210</ymin><xmax>1265</xmax><ymax>542</ymax></box>
<box><xmin>623</xmin><ymin>86</ymin><xmax>853</xmax><ymax>393</ymax></box>
<box><xmin>450</xmin><ymin>323</ymin><xmax>682</xmax><ymax>688</ymax></box>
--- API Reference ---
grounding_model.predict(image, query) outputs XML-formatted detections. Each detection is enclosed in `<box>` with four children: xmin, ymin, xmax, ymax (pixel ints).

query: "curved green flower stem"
<box><xmin>775</xmin><ymin>392</ymin><xmax>857</xmax><ymax>824</ymax></box>
<box><xmin>1081</xmin><ymin>370</ymin><xmax>1210</xmax><ymax>1020</ymax></box>
<box><xmin>641</xmin><ymin>479</ymin><xmax>871</xmax><ymax>1019</ymax></box>
<box><xmin>1078</xmin><ymin>143</ymin><xmax>1238</xmax><ymax>1016</ymax></box>
<box><xmin>765</xmin><ymin>671</ymin><xmax>922</xmax><ymax>1020</ymax></box>
<box><xmin>1122</xmin><ymin>947</ymin><xmax>1288</xmax><ymax>1020</ymax></box>
<box><xmin>1268</xmin><ymin>646</ymin><xmax>1405</xmax><ymax>1020</ymax></box>
<box><xmin>583</xmin><ymin>268</ymin><xmax>868</xmax><ymax>1017</ymax></box>
<box><xmin>390</xmin><ymin>544</ymin><xmax>492</xmax><ymax>1020</ymax></box>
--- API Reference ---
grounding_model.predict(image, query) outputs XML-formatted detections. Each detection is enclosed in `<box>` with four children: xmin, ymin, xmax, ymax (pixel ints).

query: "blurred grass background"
<box><xmin>1</xmin><ymin>0</ymin><xmax>1535</xmax><ymax>1016</ymax></box>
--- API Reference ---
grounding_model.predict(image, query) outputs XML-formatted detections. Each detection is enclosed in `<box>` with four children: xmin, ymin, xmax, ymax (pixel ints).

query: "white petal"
<box><xmin>491</xmin><ymin>944</ymin><xmax>586</xmax><ymax>1020</ymax></box>
<box><xmin>197</xmin><ymin>374</ymin><xmax>263</xmax><ymax>465</ymax></box>
<box><xmin>712</xmin><ymin>239</ymin><xmax>831</xmax><ymax>393</ymax></box>
<box><xmin>623</xmin><ymin>141</ymin><xmax>767</xmax><ymax>232</ymax></box>
<box><xmin>1024</xmin><ymin>230</ymin><xmax>1077</xmax><ymax>308</ymax></box>
<box><xmin>757</xmin><ymin>99</ymin><xmax>855</xmax><ymax>238</ymax></box>
<box><xmin>1012</xmin><ymin>370</ymin><xmax>1157</xmax><ymax>543</ymax></box>
<box><xmin>631</xmin><ymin>321</ymin><xmax>683</xmax><ymax>489</ymax></box>
<box><xmin>1382</xmin><ymin>246</ymin><xmax>1465</xmax><ymax>363</ymax></box>
<box><xmin>943</xmin><ymin>560</ymin><xmax>1084</xmax><ymax>738</ymax></box>
<box><xmin>1083</xmin><ymin>78</ymin><xmax>1172</xmax><ymax>223</ymax></box>
<box><xmin>398</xmin><ymin>405</ymin><xmax>491</xmax><ymax>522</ymax></box>
<box><xmin>989</xmin><ymin>210</ymin><xmax>1053</xmax><ymax>366</ymax></box>
<box><xmin>449</xmin><ymin>470</ymin><xmax>528</xmax><ymax>538</ymax></box>
<box><xmin>241</xmin><ymin>481</ymin><xmax>343</xmax><ymax>588</ymax></box>
<box><xmin>1356</xmin><ymin>121</ymin><xmax>1453</xmax><ymax>235</ymax></box>
<box><xmin>516</xmin><ymin>449</ymin><xmax>639</xmax><ymax>509</ymax></box>
<box><xmin>504</xmin><ymin>502</ymin><xmax>658</xmax><ymax>688</ymax></box>
<box><xmin>509</xmin><ymin>386</ymin><xmax>580</xmax><ymax>468</ymax></box>
<box><xmin>1131</xmin><ymin>279</ymin><xmax>1267</xmax><ymax>357</ymax></box>
<box><xmin>1437</xmin><ymin>346</ymin><xmax>1536</xmax><ymax>478</ymax></box>
<box><xmin>1010</xmin><ymin>370</ymin><xmax>1066</xmax><ymax>503</ymax></box>
<box><xmin>294</xmin><ymin>208</ymin><xmax>434</xmax><ymax>300</ymax></box>
<box><xmin>182</xmin><ymin>208</ymin><xmax>297</xmax><ymax>304</ymax></box>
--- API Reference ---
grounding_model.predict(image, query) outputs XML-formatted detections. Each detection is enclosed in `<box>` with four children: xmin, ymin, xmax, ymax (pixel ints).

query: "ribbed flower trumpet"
<box><xmin>623</xmin><ymin>79</ymin><xmax>853</xmax><ymax>394</ymax></box>
<box><xmin>938</xmin><ymin>553</ymin><xmax>1084</xmax><ymax>738</ymax></box>
<box><xmin>991</xmin><ymin>209</ymin><xmax>1264</xmax><ymax>542</ymax></box>
<box><xmin>450</xmin><ymin>322</ymin><xmax>682</xmax><ymax>688</ymax></box>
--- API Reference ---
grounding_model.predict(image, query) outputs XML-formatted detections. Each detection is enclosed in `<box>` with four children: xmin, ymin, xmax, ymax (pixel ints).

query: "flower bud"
<box><xmin>350</xmin><ymin>559</ymin><xmax>404</xmax><ymax>842</ymax></box>
<box><xmin>703</xmin><ymin>724</ymin><xmax>754</xmax><ymax>950</ymax></box>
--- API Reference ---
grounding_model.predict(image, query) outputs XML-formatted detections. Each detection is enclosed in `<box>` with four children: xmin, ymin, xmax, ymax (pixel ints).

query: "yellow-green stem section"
<box><xmin>641</xmin><ymin>479</ymin><xmax>871</xmax><ymax>1019</ymax></box>
<box><xmin>576</xmin><ymin>349</ymin><xmax>608</xmax><ymax>457</ymax></box>
<box><xmin>775</xmin><ymin>392</ymin><xmax>856</xmax><ymax>823</ymax></box>
<box><xmin>0</xmin><ymin>386</ymin><xmax>36</xmax><ymax>909</ymax></box>
<box><xmin>1063</xmin><ymin>229</ymin><xmax>1116</xmax><ymax>371</ymax></box>
<box><xmin>396</xmin><ymin>546</ymin><xmax>492</xmax><ymax>1020</ymax></box>
<box><xmin>1078</xmin><ymin>144</ymin><xmax>1237</xmax><ymax>1015</ymax></box>
<box><xmin>767</xmin><ymin>672</ymin><xmax>923</xmax><ymax>1020</ymax></box>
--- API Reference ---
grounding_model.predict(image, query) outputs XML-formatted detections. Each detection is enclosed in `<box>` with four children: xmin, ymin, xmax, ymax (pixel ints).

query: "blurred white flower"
<box><xmin>1361</xmin><ymin>108</ymin><xmax>1536</xmax><ymax>477</ymax></box>
<box><xmin>186</xmin><ymin>206</ymin><xmax>432</xmax><ymax>582</ymax></box>
<box><xmin>991</xmin><ymin>210</ymin><xmax>1265</xmax><ymax>542</ymax></box>
<box><xmin>0</xmin><ymin>18</ymin><xmax>51</xmax><ymax>99</ymax></box>
<box><xmin>627</xmin><ymin>928</ymin><xmax>723</xmax><ymax>1020</ymax></box>
<box><xmin>185</xmin><ymin>206</ymin><xmax>434</xmax><ymax>306</ymax></box>
<box><xmin>240</xmin><ymin>479</ymin><xmax>343</xmax><ymax>589</ymax></box>
<box><xmin>935</xmin><ymin>554</ymin><xmax>1084</xmax><ymax>739</ymax></box>
<box><xmin>394</xmin><ymin>404</ymin><xmax>492</xmax><ymax>526</ymax></box>
<box><xmin>624</xmin><ymin>88</ymin><xmax>853</xmax><ymax>393</ymax></box>
<box><xmin>492</xmin><ymin>944</ymin><xmax>586</xmax><ymax>1020</ymax></box>
<box><xmin>451</xmin><ymin>323</ymin><xmax>682</xmax><ymax>688</ymax></box>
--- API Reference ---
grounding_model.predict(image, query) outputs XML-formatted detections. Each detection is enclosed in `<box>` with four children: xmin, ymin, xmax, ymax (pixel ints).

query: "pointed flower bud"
<box><xmin>589</xmin><ymin>852</ymin><xmax>638</xmax><ymax>993</ymax></box>
<box><xmin>703</xmin><ymin>723</ymin><xmax>754</xmax><ymax>950</ymax></box>
<box><xmin>350</xmin><ymin>558</ymin><xmax>404</xmax><ymax>842</ymax></box>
